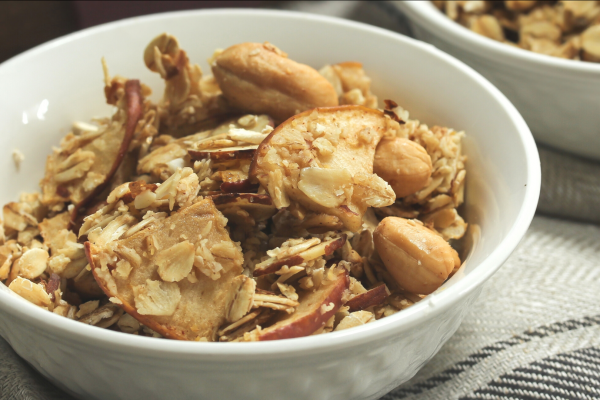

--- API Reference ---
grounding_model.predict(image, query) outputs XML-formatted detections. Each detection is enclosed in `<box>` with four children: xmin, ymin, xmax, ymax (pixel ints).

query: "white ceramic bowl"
<box><xmin>394</xmin><ymin>1</ymin><xmax>600</xmax><ymax>160</ymax></box>
<box><xmin>0</xmin><ymin>9</ymin><xmax>539</xmax><ymax>400</ymax></box>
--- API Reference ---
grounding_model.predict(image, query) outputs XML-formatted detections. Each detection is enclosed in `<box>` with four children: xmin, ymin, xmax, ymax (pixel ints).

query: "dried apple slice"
<box><xmin>250</xmin><ymin>106</ymin><xmax>399</xmax><ymax>232</ymax></box>
<box><xmin>256</xmin><ymin>268</ymin><xmax>349</xmax><ymax>341</ymax></box>
<box><xmin>86</xmin><ymin>198</ymin><xmax>244</xmax><ymax>341</ymax></box>
<box><xmin>253</xmin><ymin>235</ymin><xmax>346</xmax><ymax>277</ymax></box>
<box><xmin>346</xmin><ymin>284</ymin><xmax>388</xmax><ymax>312</ymax></box>
<box><xmin>42</xmin><ymin>79</ymin><xmax>146</xmax><ymax>216</ymax></box>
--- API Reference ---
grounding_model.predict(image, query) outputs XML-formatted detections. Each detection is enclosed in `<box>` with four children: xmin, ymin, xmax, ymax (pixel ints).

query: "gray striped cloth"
<box><xmin>2</xmin><ymin>2</ymin><xmax>600</xmax><ymax>399</ymax></box>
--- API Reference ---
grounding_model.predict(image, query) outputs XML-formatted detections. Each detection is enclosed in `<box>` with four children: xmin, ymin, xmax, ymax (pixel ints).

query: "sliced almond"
<box><xmin>253</xmin><ymin>235</ymin><xmax>346</xmax><ymax>277</ymax></box>
<box><xmin>9</xmin><ymin>277</ymin><xmax>51</xmax><ymax>307</ymax></box>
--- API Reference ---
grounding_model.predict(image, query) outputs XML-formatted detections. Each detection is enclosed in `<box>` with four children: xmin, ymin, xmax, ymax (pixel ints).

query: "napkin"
<box><xmin>2</xmin><ymin>2</ymin><xmax>600</xmax><ymax>399</ymax></box>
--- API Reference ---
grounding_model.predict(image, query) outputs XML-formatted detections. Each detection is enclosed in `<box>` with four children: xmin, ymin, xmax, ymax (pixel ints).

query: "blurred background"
<box><xmin>0</xmin><ymin>1</ymin><xmax>409</xmax><ymax>64</ymax></box>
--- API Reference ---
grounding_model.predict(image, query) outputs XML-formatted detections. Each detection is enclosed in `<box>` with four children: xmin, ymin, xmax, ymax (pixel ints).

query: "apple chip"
<box><xmin>346</xmin><ymin>284</ymin><xmax>389</xmax><ymax>312</ymax></box>
<box><xmin>250</xmin><ymin>106</ymin><xmax>399</xmax><ymax>232</ymax></box>
<box><xmin>86</xmin><ymin>198</ymin><xmax>244</xmax><ymax>341</ymax></box>
<box><xmin>253</xmin><ymin>267</ymin><xmax>349</xmax><ymax>341</ymax></box>
<box><xmin>41</xmin><ymin>78</ymin><xmax>154</xmax><ymax>212</ymax></box>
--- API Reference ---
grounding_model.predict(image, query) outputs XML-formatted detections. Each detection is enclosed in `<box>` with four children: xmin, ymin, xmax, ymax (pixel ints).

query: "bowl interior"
<box><xmin>0</xmin><ymin>9</ymin><xmax>539</xmax><ymax>350</ymax></box>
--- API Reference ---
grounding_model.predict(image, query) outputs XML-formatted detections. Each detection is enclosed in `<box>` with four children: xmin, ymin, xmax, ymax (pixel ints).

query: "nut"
<box><xmin>373</xmin><ymin>137</ymin><xmax>432</xmax><ymax>198</ymax></box>
<box><xmin>212</xmin><ymin>42</ymin><xmax>338</xmax><ymax>121</ymax></box>
<box><xmin>8</xmin><ymin>277</ymin><xmax>51</xmax><ymax>307</ymax></box>
<box><xmin>373</xmin><ymin>217</ymin><xmax>460</xmax><ymax>294</ymax></box>
<box><xmin>13</xmin><ymin>248</ymin><xmax>49</xmax><ymax>280</ymax></box>
<box><xmin>334</xmin><ymin>310</ymin><xmax>375</xmax><ymax>331</ymax></box>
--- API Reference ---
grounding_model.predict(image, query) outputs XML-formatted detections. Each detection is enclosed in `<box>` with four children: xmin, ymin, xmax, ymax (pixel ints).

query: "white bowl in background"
<box><xmin>394</xmin><ymin>1</ymin><xmax>600</xmax><ymax>160</ymax></box>
<box><xmin>0</xmin><ymin>9</ymin><xmax>540</xmax><ymax>400</ymax></box>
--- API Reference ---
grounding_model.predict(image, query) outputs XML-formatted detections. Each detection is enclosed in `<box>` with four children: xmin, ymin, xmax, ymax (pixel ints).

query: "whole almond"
<box><xmin>212</xmin><ymin>42</ymin><xmax>338</xmax><ymax>122</ymax></box>
<box><xmin>373</xmin><ymin>137</ymin><xmax>432</xmax><ymax>198</ymax></box>
<box><xmin>373</xmin><ymin>217</ymin><xmax>460</xmax><ymax>294</ymax></box>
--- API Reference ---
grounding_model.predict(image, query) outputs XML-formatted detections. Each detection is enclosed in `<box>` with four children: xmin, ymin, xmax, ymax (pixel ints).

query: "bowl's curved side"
<box><xmin>395</xmin><ymin>1</ymin><xmax>600</xmax><ymax>160</ymax></box>
<box><xmin>0</xmin><ymin>8</ymin><xmax>539</xmax><ymax>400</ymax></box>
<box><xmin>0</xmin><ymin>287</ymin><xmax>482</xmax><ymax>400</ymax></box>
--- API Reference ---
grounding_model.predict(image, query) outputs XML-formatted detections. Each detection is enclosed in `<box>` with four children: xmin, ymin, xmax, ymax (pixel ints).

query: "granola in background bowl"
<box><xmin>433</xmin><ymin>0</ymin><xmax>600</xmax><ymax>62</ymax></box>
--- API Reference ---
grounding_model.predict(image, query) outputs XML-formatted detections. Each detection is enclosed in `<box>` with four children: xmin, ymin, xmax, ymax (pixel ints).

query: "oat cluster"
<box><xmin>434</xmin><ymin>1</ymin><xmax>600</xmax><ymax>62</ymax></box>
<box><xmin>0</xmin><ymin>34</ymin><xmax>468</xmax><ymax>341</ymax></box>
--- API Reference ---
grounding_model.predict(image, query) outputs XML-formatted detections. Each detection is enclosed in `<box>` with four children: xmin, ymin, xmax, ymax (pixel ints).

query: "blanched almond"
<box><xmin>212</xmin><ymin>42</ymin><xmax>338</xmax><ymax>122</ymax></box>
<box><xmin>373</xmin><ymin>217</ymin><xmax>460</xmax><ymax>294</ymax></box>
<box><xmin>374</xmin><ymin>137</ymin><xmax>432</xmax><ymax>198</ymax></box>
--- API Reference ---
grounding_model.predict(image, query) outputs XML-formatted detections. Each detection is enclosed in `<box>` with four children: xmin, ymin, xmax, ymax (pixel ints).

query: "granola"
<box><xmin>1</xmin><ymin>34</ymin><xmax>469</xmax><ymax>341</ymax></box>
<box><xmin>434</xmin><ymin>0</ymin><xmax>600</xmax><ymax>62</ymax></box>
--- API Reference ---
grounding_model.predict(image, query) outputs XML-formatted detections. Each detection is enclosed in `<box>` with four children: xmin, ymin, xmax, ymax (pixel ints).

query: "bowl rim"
<box><xmin>395</xmin><ymin>0</ymin><xmax>600</xmax><ymax>77</ymax></box>
<box><xmin>0</xmin><ymin>8</ymin><xmax>541</xmax><ymax>358</ymax></box>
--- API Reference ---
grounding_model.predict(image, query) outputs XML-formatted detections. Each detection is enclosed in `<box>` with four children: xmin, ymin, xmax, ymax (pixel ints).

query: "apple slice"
<box><xmin>41</xmin><ymin>79</ymin><xmax>144</xmax><ymax>225</ymax></box>
<box><xmin>346</xmin><ymin>284</ymin><xmax>388</xmax><ymax>312</ymax></box>
<box><xmin>86</xmin><ymin>198</ymin><xmax>244</xmax><ymax>341</ymax></box>
<box><xmin>253</xmin><ymin>235</ymin><xmax>346</xmax><ymax>277</ymax></box>
<box><xmin>256</xmin><ymin>268</ymin><xmax>349</xmax><ymax>341</ymax></box>
<box><xmin>249</xmin><ymin>105</ymin><xmax>398</xmax><ymax>232</ymax></box>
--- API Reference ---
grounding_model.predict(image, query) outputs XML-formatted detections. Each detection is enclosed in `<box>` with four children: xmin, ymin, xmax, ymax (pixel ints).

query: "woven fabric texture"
<box><xmin>2</xmin><ymin>2</ymin><xmax>600</xmax><ymax>399</ymax></box>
